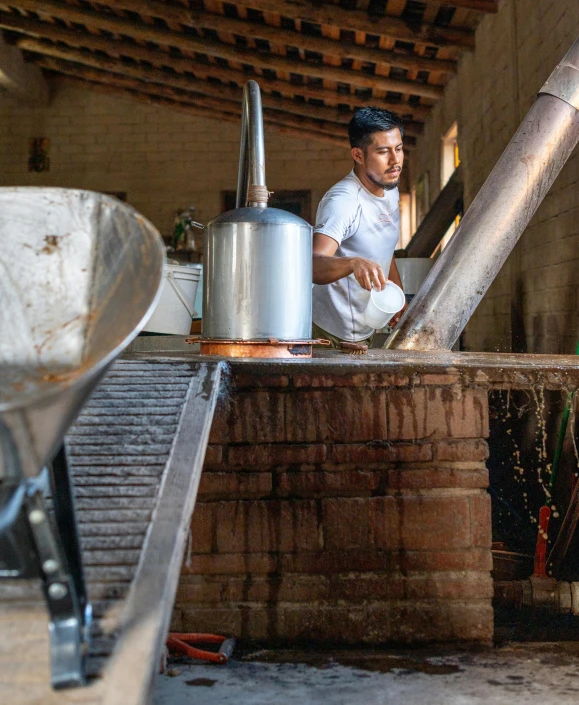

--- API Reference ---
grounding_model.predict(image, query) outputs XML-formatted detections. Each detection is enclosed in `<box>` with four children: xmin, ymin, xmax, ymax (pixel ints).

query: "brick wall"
<box><xmin>0</xmin><ymin>79</ymin><xmax>352</xmax><ymax>236</ymax></box>
<box><xmin>409</xmin><ymin>0</ymin><xmax>579</xmax><ymax>354</ymax></box>
<box><xmin>172</xmin><ymin>362</ymin><xmax>493</xmax><ymax>645</ymax></box>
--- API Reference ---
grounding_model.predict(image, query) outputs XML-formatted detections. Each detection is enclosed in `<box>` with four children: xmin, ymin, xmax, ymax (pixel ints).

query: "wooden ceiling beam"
<box><xmin>215</xmin><ymin>0</ymin><xmax>475</xmax><ymax>49</ymax></box>
<box><xmin>36</xmin><ymin>57</ymin><xmax>348</xmax><ymax>138</ymax></box>
<box><xmin>50</xmin><ymin>72</ymin><xmax>352</xmax><ymax>148</ymax></box>
<box><xmin>59</xmin><ymin>76</ymin><xmax>348</xmax><ymax>148</ymax></box>
<box><xmin>1</xmin><ymin>13</ymin><xmax>432</xmax><ymax>120</ymax></box>
<box><xmin>3</xmin><ymin>1</ymin><xmax>444</xmax><ymax>99</ymax></box>
<box><xmin>81</xmin><ymin>0</ymin><xmax>457</xmax><ymax>75</ymax></box>
<box><xmin>24</xmin><ymin>42</ymin><xmax>421</xmax><ymax>135</ymax></box>
<box><xmin>79</xmin><ymin>0</ymin><xmax>473</xmax><ymax>49</ymax></box>
<box><xmin>421</xmin><ymin>0</ymin><xmax>497</xmax><ymax>11</ymax></box>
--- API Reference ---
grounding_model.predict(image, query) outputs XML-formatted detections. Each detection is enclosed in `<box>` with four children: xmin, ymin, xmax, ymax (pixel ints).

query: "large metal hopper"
<box><xmin>0</xmin><ymin>188</ymin><xmax>164</xmax><ymax>688</ymax></box>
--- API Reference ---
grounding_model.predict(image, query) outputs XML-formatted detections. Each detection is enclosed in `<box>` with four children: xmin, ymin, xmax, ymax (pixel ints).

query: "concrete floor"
<box><xmin>154</xmin><ymin>643</ymin><xmax>579</xmax><ymax>704</ymax></box>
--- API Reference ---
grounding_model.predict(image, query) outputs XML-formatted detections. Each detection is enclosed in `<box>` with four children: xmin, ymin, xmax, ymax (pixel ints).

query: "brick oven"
<box><xmin>171</xmin><ymin>352</ymin><xmax>496</xmax><ymax>645</ymax></box>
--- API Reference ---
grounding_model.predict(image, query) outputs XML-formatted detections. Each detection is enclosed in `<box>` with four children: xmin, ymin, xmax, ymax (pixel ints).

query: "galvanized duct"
<box><xmin>387</xmin><ymin>37</ymin><xmax>579</xmax><ymax>351</ymax></box>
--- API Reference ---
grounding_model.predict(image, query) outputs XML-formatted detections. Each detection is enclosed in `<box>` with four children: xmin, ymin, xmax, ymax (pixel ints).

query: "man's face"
<box><xmin>352</xmin><ymin>128</ymin><xmax>404</xmax><ymax>192</ymax></box>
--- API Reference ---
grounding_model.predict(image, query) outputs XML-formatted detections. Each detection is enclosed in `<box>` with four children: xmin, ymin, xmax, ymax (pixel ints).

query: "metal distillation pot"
<box><xmin>202</xmin><ymin>80</ymin><xmax>312</xmax><ymax>341</ymax></box>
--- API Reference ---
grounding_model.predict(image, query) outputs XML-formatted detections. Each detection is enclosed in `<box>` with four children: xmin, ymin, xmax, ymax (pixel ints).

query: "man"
<box><xmin>312</xmin><ymin>107</ymin><xmax>406</xmax><ymax>347</ymax></box>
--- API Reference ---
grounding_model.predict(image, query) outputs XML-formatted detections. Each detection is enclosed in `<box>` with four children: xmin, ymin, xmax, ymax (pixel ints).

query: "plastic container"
<box><xmin>143</xmin><ymin>262</ymin><xmax>201</xmax><ymax>335</ymax></box>
<box><xmin>363</xmin><ymin>281</ymin><xmax>405</xmax><ymax>330</ymax></box>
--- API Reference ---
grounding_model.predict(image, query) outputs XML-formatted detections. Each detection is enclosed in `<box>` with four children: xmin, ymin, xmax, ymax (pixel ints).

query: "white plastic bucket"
<box><xmin>143</xmin><ymin>262</ymin><xmax>201</xmax><ymax>335</ymax></box>
<box><xmin>363</xmin><ymin>281</ymin><xmax>405</xmax><ymax>330</ymax></box>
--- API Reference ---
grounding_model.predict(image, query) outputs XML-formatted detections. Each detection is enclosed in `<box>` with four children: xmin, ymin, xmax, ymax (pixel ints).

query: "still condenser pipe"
<box><xmin>387</xmin><ymin>37</ymin><xmax>579</xmax><ymax>351</ymax></box>
<box><xmin>235</xmin><ymin>80</ymin><xmax>268</xmax><ymax>209</ymax></box>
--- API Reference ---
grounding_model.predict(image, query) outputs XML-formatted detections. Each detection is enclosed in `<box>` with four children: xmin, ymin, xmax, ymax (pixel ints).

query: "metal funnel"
<box><xmin>0</xmin><ymin>187</ymin><xmax>164</xmax><ymax>478</ymax></box>
<box><xmin>0</xmin><ymin>187</ymin><xmax>164</xmax><ymax>689</ymax></box>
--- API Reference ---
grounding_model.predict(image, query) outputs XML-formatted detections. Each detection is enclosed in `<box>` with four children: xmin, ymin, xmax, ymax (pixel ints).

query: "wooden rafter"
<box><xmin>84</xmin><ymin>0</ymin><xmax>458</xmax><ymax>73</ymax></box>
<box><xmin>421</xmin><ymin>0</ymin><xmax>498</xmax><ymax>11</ymax></box>
<box><xmin>21</xmin><ymin>41</ymin><xmax>419</xmax><ymax>135</ymax></box>
<box><xmin>0</xmin><ymin>0</ymin><xmax>491</xmax><ymax>142</ymax></box>
<box><xmin>209</xmin><ymin>0</ymin><xmax>475</xmax><ymax>49</ymax></box>
<box><xmin>53</xmin><ymin>72</ymin><xmax>352</xmax><ymax>148</ymax></box>
<box><xmin>6</xmin><ymin>0</ymin><xmax>474</xmax><ymax>50</ymax></box>
<box><xmin>1</xmin><ymin>13</ymin><xmax>432</xmax><ymax>119</ymax></box>
<box><xmin>2</xmin><ymin>1</ymin><xmax>444</xmax><ymax>99</ymax></box>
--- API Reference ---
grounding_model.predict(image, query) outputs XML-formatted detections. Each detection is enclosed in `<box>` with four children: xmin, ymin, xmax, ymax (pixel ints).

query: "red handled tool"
<box><xmin>533</xmin><ymin>505</ymin><xmax>551</xmax><ymax>577</ymax></box>
<box><xmin>167</xmin><ymin>633</ymin><xmax>236</xmax><ymax>664</ymax></box>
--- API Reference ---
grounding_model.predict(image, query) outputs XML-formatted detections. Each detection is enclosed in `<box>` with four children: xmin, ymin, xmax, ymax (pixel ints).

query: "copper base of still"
<box><xmin>185</xmin><ymin>338</ymin><xmax>330</xmax><ymax>359</ymax></box>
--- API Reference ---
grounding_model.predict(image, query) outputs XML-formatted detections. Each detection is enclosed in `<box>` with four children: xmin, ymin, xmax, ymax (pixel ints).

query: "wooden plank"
<box><xmin>422</xmin><ymin>0</ymin><xmax>497</xmax><ymax>10</ymax></box>
<box><xmin>102</xmin><ymin>362</ymin><xmax>223</xmax><ymax>705</ymax></box>
<box><xmin>226</xmin><ymin>0</ymin><xmax>475</xmax><ymax>48</ymax></box>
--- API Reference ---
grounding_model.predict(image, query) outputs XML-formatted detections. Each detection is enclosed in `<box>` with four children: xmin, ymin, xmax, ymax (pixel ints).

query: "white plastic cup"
<box><xmin>363</xmin><ymin>281</ymin><xmax>405</xmax><ymax>329</ymax></box>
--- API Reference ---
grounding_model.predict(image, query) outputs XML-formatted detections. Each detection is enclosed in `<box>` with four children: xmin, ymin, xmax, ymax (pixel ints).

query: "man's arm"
<box><xmin>313</xmin><ymin>232</ymin><xmax>388</xmax><ymax>291</ymax></box>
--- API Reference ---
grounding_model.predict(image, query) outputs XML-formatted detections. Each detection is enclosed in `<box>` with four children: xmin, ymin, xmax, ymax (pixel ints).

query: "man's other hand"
<box><xmin>389</xmin><ymin>299</ymin><xmax>408</xmax><ymax>327</ymax></box>
<box><xmin>350</xmin><ymin>257</ymin><xmax>387</xmax><ymax>291</ymax></box>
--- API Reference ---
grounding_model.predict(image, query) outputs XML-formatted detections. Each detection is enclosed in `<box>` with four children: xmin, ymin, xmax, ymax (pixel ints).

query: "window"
<box><xmin>438</xmin><ymin>121</ymin><xmax>460</xmax><ymax>250</ymax></box>
<box><xmin>397</xmin><ymin>192</ymin><xmax>413</xmax><ymax>249</ymax></box>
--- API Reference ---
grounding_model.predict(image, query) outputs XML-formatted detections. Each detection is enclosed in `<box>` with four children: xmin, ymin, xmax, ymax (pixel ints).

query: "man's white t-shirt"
<box><xmin>312</xmin><ymin>170</ymin><xmax>400</xmax><ymax>342</ymax></box>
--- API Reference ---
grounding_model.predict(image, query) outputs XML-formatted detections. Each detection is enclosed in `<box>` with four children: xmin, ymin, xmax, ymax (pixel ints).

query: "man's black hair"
<box><xmin>348</xmin><ymin>107</ymin><xmax>404</xmax><ymax>149</ymax></box>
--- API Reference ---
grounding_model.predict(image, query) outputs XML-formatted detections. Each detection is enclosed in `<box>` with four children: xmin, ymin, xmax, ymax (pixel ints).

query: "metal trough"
<box><xmin>0</xmin><ymin>188</ymin><xmax>164</xmax><ymax>689</ymax></box>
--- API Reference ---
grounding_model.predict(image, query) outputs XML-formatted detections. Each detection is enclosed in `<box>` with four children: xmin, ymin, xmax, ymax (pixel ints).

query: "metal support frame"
<box><xmin>0</xmin><ymin>422</ymin><xmax>91</xmax><ymax>689</ymax></box>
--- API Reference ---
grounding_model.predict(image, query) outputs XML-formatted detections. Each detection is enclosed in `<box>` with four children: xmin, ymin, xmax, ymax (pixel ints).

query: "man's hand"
<box><xmin>350</xmin><ymin>257</ymin><xmax>387</xmax><ymax>291</ymax></box>
<box><xmin>389</xmin><ymin>299</ymin><xmax>408</xmax><ymax>327</ymax></box>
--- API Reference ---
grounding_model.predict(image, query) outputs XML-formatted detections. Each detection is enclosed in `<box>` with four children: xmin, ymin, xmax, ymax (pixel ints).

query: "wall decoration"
<box><xmin>28</xmin><ymin>138</ymin><xmax>50</xmax><ymax>173</ymax></box>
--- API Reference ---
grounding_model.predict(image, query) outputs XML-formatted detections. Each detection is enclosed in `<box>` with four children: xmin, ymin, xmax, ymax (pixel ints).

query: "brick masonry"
<box><xmin>172</xmin><ymin>362</ymin><xmax>493</xmax><ymax>645</ymax></box>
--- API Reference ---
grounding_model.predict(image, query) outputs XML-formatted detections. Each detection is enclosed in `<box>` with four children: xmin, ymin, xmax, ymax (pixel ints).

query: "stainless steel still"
<box><xmin>387</xmin><ymin>36</ymin><xmax>579</xmax><ymax>351</ymax></box>
<box><xmin>203</xmin><ymin>80</ymin><xmax>313</xmax><ymax>341</ymax></box>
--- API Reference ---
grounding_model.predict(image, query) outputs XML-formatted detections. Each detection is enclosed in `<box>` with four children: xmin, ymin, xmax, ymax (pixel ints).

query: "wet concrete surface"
<box><xmin>154</xmin><ymin>643</ymin><xmax>579</xmax><ymax>704</ymax></box>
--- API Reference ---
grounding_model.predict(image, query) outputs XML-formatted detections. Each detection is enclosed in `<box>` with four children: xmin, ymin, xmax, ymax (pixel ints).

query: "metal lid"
<box><xmin>208</xmin><ymin>206</ymin><xmax>311</xmax><ymax>228</ymax></box>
